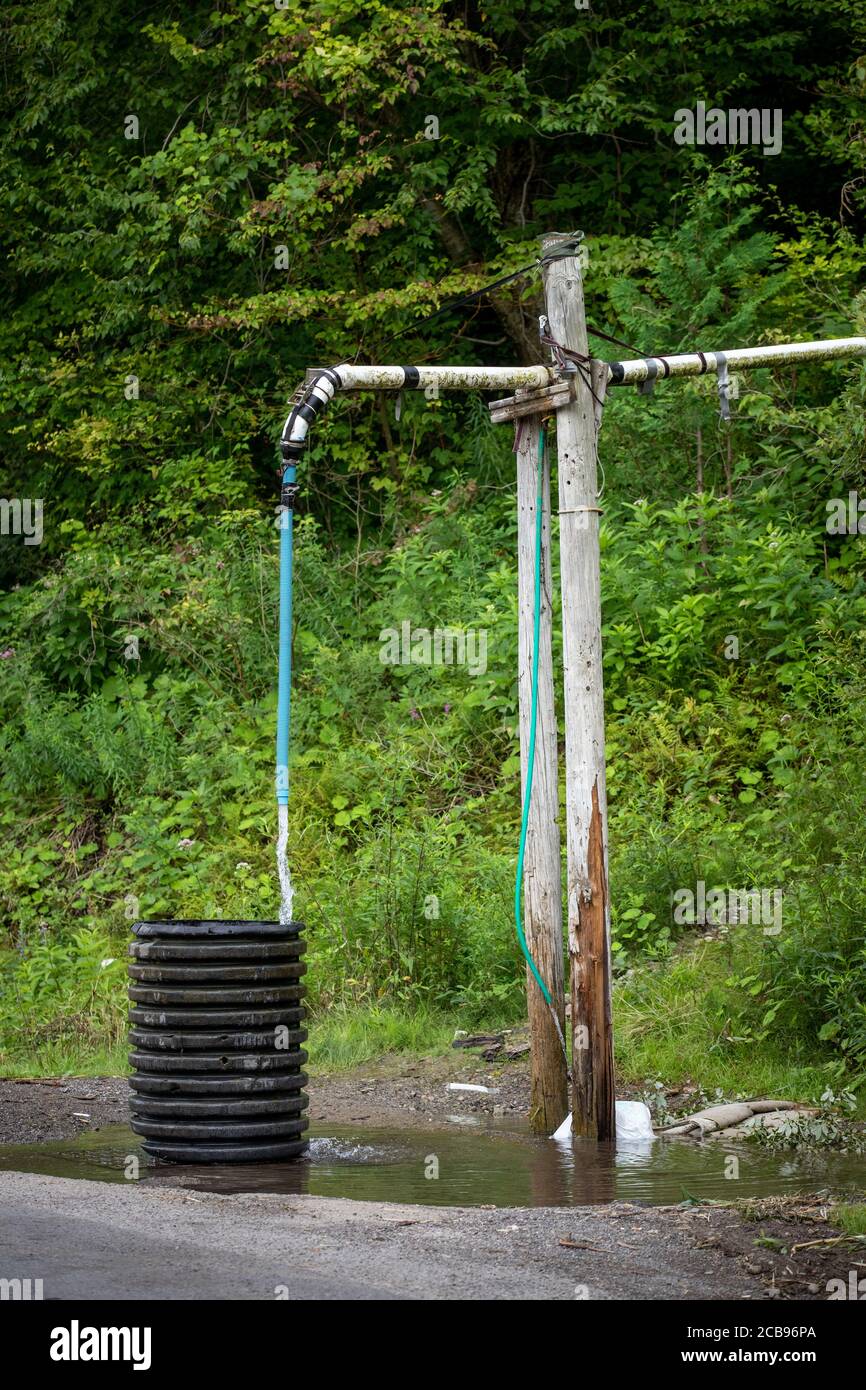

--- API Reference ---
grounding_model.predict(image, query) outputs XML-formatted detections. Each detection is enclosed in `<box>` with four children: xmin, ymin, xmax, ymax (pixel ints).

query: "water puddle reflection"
<box><xmin>1</xmin><ymin>1119</ymin><xmax>863</xmax><ymax>1208</ymax></box>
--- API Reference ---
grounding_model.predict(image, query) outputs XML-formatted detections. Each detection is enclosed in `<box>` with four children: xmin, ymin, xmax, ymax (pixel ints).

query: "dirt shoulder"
<box><xmin>0</xmin><ymin>1074</ymin><xmax>129</xmax><ymax>1143</ymax></box>
<box><xmin>0</xmin><ymin>1052</ymin><xmax>533</xmax><ymax>1143</ymax></box>
<box><xmin>677</xmin><ymin>1195</ymin><xmax>864</xmax><ymax>1301</ymax></box>
<box><xmin>0</xmin><ymin>1029</ymin><xmax>747</xmax><ymax>1139</ymax></box>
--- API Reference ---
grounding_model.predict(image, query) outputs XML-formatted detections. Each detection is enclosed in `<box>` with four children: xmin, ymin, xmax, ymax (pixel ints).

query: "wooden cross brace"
<box><xmin>487</xmin><ymin>378</ymin><xmax>575</xmax><ymax>424</ymax></box>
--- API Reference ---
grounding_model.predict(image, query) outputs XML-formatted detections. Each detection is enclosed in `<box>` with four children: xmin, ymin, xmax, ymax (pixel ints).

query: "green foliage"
<box><xmin>833</xmin><ymin>1203</ymin><xmax>866</xmax><ymax>1236</ymax></box>
<box><xmin>1</xmin><ymin>1</ymin><xmax>865</xmax><ymax>1082</ymax></box>
<box><xmin>0</xmin><ymin>928</ymin><xmax>126</xmax><ymax>1066</ymax></box>
<box><xmin>307</xmin><ymin>1005</ymin><xmax>458</xmax><ymax>1074</ymax></box>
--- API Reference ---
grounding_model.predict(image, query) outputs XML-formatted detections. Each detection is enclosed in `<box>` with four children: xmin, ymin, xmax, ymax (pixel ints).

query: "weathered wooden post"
<box><xmin>514</xmin><ymin>412</ymin><xmax>568</xmax><ymax>1133</ymax></box>
<box><xmin>488</xmin><ymin>384</ymin><xmax>572</xmax><ymax>1133</ymax></box>
<box><xmin>542</xmin><ymin>232</ymin><xmax>615</xmax><ymax>1141</ymax></box>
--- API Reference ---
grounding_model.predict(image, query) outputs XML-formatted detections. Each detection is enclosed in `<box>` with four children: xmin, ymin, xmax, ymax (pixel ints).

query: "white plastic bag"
<box><xmin>615</xmin><ymin>1100</ymin><xmax>655</xmax><ymax>1144</ymax></box>
<box><xmin>552</xmin><ymin>1100</ymin><xmax>655</xmax><ymax>1144</ymax></box>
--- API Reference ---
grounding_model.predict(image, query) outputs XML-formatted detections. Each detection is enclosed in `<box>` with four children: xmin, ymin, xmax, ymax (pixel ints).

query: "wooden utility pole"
<box><xmin>541</xmin><ymin>233</ymin><xmax>615</xmax><ymax>1141</ymax></box>
<box><xmin>514</xmin><ymin>412</ymin><xmax>568</xmax><ymax>1134</ymax></box>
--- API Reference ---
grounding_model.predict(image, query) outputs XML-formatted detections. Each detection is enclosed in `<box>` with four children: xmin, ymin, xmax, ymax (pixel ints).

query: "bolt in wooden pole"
<box><xmin>542</xmin><ymin>233</ymin><xmax>615</xmax><ymax>1142</ymax></box>
<box><xmin>515</xmin><ymin>413</ymin><xmax>568</xmax><ymax>1134</ymax></box>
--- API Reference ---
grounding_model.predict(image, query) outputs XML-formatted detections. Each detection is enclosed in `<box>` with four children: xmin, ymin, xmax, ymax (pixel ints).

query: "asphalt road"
<box><xmin>0</xmin><ymin>1170</ymin><xmax>765</xmax><ymax>1301</ymax></box>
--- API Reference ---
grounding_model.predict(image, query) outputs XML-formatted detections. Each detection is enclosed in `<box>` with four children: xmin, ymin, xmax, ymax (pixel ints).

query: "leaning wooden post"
<box><xmin>515</xmin><ymin>412</ymin><xmax>568</xmax><ymax>1134</ymax></box>
<box><xmin>541</xmin><ymin>232</ymin><xmax>615</xmax><ymax>1142</ymax></box>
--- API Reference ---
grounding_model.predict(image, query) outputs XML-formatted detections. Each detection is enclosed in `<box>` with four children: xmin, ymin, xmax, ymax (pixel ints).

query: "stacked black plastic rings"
<box><xmin>128</xmin><ymin>920</ymin><xmax>309</xmax><ymax>1163</ymax></box>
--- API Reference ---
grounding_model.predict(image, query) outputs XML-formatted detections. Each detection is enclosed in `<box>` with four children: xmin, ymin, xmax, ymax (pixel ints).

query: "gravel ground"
<box><xmin>0</xmin><ymin>1058</ymin><xmax>534</xmax><ymax>1144</ymax></box>
<box><xmin>0</xmin><ymin>1168</ymin><xmax>767</xmax><ymax>1301</ymax></box>
<box><xmin>0</xmin><ymin>1076</ymin><xmax>129</xmax><ymax>1144</ymax></box>
<box><xmin>0</xmin><ymin>1033</ymin><xmax>746</xmax><ymax>1143</ymax></box>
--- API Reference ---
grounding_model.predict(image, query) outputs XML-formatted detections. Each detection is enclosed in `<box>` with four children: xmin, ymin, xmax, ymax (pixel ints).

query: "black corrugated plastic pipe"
<box><xmin>128</xmin><ymin>919</ymin><xmax>309</xmax><ymax>1163</ymax></box>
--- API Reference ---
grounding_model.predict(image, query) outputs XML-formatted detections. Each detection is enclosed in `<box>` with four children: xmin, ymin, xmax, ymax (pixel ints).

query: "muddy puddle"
<box><xmin>1</xmin><ymin>1119</ymin><xmax>864</xmax><ymax>1207</ymax></box>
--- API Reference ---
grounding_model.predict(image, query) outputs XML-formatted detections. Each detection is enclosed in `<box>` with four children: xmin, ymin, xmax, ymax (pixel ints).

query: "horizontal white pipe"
<box><xmin>283</xmin><ymin>362</ymin><xmax>552</xmax><ymax>457</ymax></box>
<box><xmin>323</xmin><ymin>363</ymin><xmax>551</xmax><ymax>391</ymax></box>
<box><xmin>282</xmin><ymin>337</ymin><xmax>866</xmax><ymax>458</ymax></box>
<box><xmin>606</xmin><ymin>337</ymin><xmax>866</xmax><ymax>385</ymax></box>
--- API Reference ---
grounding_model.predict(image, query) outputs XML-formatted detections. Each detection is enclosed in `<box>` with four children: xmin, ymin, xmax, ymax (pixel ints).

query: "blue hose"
<box><xmin>514</xmin><ymin>426</ymin><xmax>552</xmax><ymax>1006</ymax></box>
<box><xmin>276</xmin><ymin>463</ymin><xmax>295</xmax><ymax>806</ymax></box>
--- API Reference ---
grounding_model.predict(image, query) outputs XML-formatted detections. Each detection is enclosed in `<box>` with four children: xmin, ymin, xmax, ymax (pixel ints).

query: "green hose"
<box><xmin>514</xmin><ymin>424</ymin><xmax>552</xmax><ymax>1007</ymax></box>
